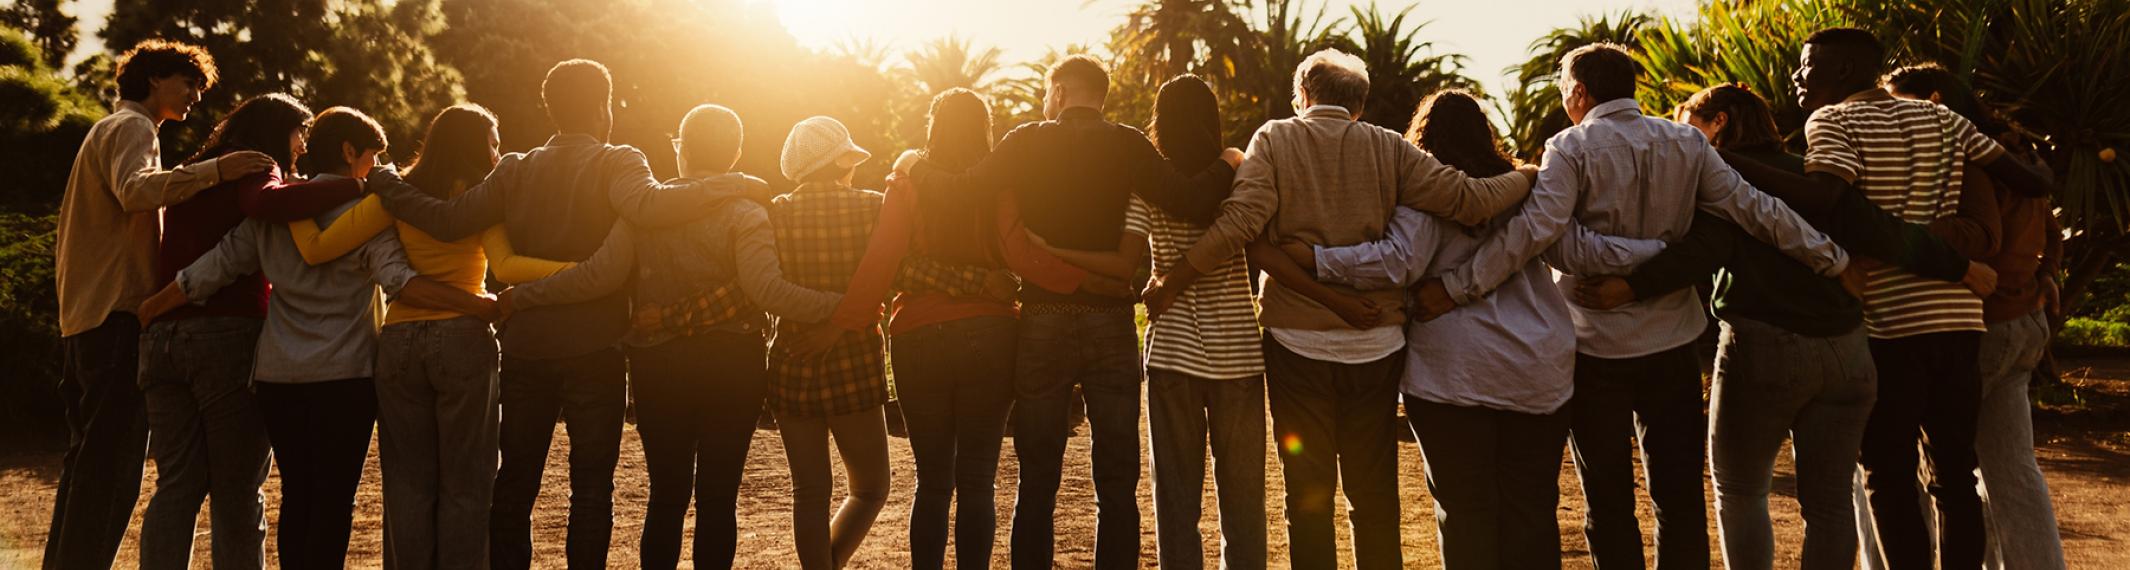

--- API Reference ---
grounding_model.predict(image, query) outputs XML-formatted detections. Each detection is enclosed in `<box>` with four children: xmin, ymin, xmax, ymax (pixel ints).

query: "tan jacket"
<box><xmin>1184</xmin><ymin>105</ymin><xmax>1533</xmax><ymax>330</ymax></box>
<box><xmin>56</xmin><ymin>100</ymin><xmax>226</xmax><ymax>336</ymax></box>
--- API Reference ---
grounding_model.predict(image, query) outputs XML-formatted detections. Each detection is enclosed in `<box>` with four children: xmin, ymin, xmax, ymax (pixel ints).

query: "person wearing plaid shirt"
<box><xmin>768</xmin><ymin>116</ymin><xmax>895</xmax><ymax>570</ymax></box>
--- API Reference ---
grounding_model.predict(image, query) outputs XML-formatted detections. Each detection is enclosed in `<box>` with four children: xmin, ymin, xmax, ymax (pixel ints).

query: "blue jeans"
<box><xmin>1148</xmin><ymin>369</ymin><xmax>1266</xmax><ymax>570</ymax></box>
<box><xmin>136</xmin><ymin>317</ymin><xmax>271</xmax><ymax>570</ymax></box>
<box><xmin>375</xmin><ymin>317</ymin><xmax>499</xmax><ymax>570</ymax></box>
<box><xmin>1009</xmin><ymin>312</ymin><xmax>1142</xmax><ymax>570</ymax></box>
<box><xmin>891</xmin><ymin>316</ymin><xmax>1017</xmax><ymax>570</ymax></box>
<box><xmin>1709</xmin><ymin>319</ymin><xmax>1875</xmax><ymax>570</ymax></box>
<box><xmin>1975</xmin><ymin>310</ymin><xmax>2065</xmax><ymax>569</ymax></box>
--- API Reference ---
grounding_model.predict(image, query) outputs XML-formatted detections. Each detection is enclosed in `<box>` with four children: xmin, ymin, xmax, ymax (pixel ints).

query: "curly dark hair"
<box><xmin>115</xmin><ymin>39</ymin><xmax>218</xmax><ymax>102</ymax></box>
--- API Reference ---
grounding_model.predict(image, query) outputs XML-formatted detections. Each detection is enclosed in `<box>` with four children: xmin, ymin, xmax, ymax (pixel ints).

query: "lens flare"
<box><xmin>1282</xmin><ymin>434</ymin><xmax>1303</xmax><ymax>455</ymax></box>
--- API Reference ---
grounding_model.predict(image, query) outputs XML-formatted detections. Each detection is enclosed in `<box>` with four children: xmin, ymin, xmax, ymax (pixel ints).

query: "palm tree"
<box><xmin>1500</xmin><ymin>11</ymin><xmax>1651</xmax><ymax>160</ymax></box>
<box><xmin>899</xmin><ymin>35</ymin><xmax>1007</xmax><ymax>96</ymax></box>
<box><xmin>1248</xmin><ymin>0</ymin><xmax>1348</xmax><ymax>125</ymax></box>
<box><xmin>1107</xmin><ymin>0</ymin><xmax>1256</xmax><ymax>85</ymax></box>
<box><xmin>1337</xmin><ymin>2</ymin><xmax>1480</xmax><ymax>134</ymax></box>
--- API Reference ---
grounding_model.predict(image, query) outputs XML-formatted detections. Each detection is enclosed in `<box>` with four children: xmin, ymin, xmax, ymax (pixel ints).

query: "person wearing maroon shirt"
<box><xmin>134</xmin><ymin>93</ymin><xmax>364</xmax><ymax>570</ymax></box>
<box><xmin>827</xmin><ymin>89</ymin><xmax>1125</xmax><ymax>570</ymax></box>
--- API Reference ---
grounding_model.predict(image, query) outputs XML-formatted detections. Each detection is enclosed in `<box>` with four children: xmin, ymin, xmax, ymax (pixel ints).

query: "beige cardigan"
<box><xmin>1183</xmin><ymin>106</ymin><xmax>1533</xmax><ymax>331</ymax></box>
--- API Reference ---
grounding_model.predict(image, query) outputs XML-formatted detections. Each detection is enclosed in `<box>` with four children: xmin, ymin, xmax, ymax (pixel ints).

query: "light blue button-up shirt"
<box><xmin>1437</xmin><ymin>98</ymin><xmax>1849</xmax><ymax>359</ymax></box>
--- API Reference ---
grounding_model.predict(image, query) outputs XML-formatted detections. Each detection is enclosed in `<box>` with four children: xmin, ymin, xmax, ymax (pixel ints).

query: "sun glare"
<box><xmin>761</xmin><ymin>0</ymin><xmax>866</xmax><ymax>50</ymax></box>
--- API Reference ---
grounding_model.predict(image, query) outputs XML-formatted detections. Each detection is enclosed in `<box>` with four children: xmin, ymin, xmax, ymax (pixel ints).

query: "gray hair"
<box><xmin>1292</xmin><ymin>49</ymin><xmax>1370</xmax><ymax>111</ymax></box>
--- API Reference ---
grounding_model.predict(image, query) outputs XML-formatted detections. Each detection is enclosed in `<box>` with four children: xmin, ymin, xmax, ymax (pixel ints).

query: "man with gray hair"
<box><xmin>1145</xmin><ymin>48</ymin><xmax>1537</xmax><ymax>568</ymax></box>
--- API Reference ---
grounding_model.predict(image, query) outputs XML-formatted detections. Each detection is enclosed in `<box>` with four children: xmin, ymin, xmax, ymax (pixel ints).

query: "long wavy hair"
<box><xmin>183</xmin><ymin>93</ymin><xmax>311</xmax><ymax>172</ymax></box>
<box><xmin>404</xmin><ymin>104</ymin><xmax>501</xmax><ymax>199</ymax></box>
<box><xmin>916</xmin><ymin>88</ymin><xmax>1000</xmax><ymax>260</ymax></box>
<box><xmin>1405</xmin><ymin>90</ymin><xmax>1517</xmax><ymax>178</ymax></box>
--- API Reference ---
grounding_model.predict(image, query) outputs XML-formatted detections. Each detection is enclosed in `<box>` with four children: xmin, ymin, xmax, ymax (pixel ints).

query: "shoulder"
<box><xmin>998</xmin><ymin>120</ymin><xmax>1055</xmax><ymax>143</ymax></box>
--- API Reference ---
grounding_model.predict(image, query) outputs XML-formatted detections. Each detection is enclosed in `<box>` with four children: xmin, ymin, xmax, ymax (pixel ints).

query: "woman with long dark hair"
<box><xmin>284</xmin><ymin>103</ymin><xmax>508</xmax><ymax>569</ymax></box>
<box><xmin>1272</xmin><ymin>89</ymin><xmax>1662</xmax><ymax>568</ymax></box>
<box><xmin>1573</xmin><ymin>83</ymin><xmax>1979</xmax><ymax>570</ymax></box>
<box><xmin>823</xmin><ymin>88</ymin><xmax>1119</xmax><ymax>569</ymax></box>
<box><xmin>132</xmin><ymin>93</ymin><xmax>367</xmax><ymax>570</ymax></box>
<box><xmin>1126</xmin><ymin>75</ymin><xmax>1267</xmax><ymax>570</ymax></box>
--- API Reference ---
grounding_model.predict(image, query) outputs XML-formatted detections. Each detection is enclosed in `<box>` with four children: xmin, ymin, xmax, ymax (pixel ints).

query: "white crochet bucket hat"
<box><xmin>779</xmin><ymin>116</ymin><xmax>870</xmax><ymax>182</ymax></box>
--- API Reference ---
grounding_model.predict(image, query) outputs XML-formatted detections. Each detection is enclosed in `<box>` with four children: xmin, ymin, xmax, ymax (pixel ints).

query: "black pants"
<box><xmin>1569</xmin><ymin>345</ymin><xmax>1710</xmax><ymax>570</ymax></box>
<box><xmin>256</xmin><ymin>378</ymin><xmax>378</xmax><ymax>570</ymax></box>
<box><xmin>43</xmin><ymin>313</ymin><xmax>147</xmax><ymax>570</ymax></box>
<box><xmin>630</xmin><ymin>332</ymin><xmax>766</xmax><ymax>570</ymax></box>
<box><xmin>1860</xmin><ymin>332</ymin><xmax>1984</xmax><ymax>569</ymax></box>
<box><xmin>1262</xmin><ymin>338</ymin><xmax>1404</xmax><ymax>569</ymax></box>
<box><xmin>892</xmin><ymin>316</ymin><xmax>1017</xmax><ymax>570</ymax></box>
<box><xmin>490</xmin><ymin>348</ymin><xmax>627</xmax><ymax>570</ymax></box>
<box><xmin>1407</xmin><ymin>396</ymin><xmax>1569</xmax><ymax>570</ymax></box>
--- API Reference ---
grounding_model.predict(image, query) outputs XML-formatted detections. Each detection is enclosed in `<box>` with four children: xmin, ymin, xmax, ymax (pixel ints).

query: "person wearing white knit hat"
<box><xmin>780</xmin><ymin>116</ymin><xmax>871</xmax><ymax>183</ymax></box>
<box><xmin>767</xmin><ymin>116</ymin><xmax>896</xmax><ymax>569</ymax></box>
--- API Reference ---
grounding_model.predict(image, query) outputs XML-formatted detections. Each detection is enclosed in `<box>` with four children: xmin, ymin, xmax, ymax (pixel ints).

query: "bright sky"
<box><xmin>62</xmin><ymin>0</ymin><xmax>1698</xmax><ymax>97</ymax></box>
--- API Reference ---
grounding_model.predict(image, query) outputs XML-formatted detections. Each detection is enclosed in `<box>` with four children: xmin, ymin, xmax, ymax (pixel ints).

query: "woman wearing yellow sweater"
<box><xmin>285</xmin><ymin>104</ymin><xmax>529</xmax><ymax>568</ymax></box>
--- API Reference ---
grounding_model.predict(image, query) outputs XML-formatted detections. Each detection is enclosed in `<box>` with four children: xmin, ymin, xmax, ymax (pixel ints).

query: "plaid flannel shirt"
<box><xmin>632</xmin><ymin>252</ymin><xmax>1007</xmax><ymax>342</ymax></box>
<box><xmin>766</xmin><ymin>183</ymin><xmax>891</xmax><ymax>418</ymax></box>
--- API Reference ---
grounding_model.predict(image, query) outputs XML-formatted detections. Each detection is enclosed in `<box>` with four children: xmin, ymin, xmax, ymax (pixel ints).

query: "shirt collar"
<box><xmin>115</xmin><ymin>99</ymin><xmax>154</xmax><ymax>121</ymax></box>
<box><xmin>1302</xmin><ymin>105</ymin><xmax>1352</xmax><ymax>119</ymax></box>
<box><xmin>1582</xmin><ymin>98</ymin><xmax>1643</xmax><ymax>124</ymax></box>
<box><xmin>1058</xmin><ymin>106</ymin><xmax>1103</xmax><ymax>122</ymax></box>
<box><xmin>1841</xmin><ymin>88</ymin><xmax>1895</xmax><ymax>104</ymax></box>
<box><xmin>545</xmin><ymin>133</ymin><xmax>601</xmax><ymax>147</ymax></box>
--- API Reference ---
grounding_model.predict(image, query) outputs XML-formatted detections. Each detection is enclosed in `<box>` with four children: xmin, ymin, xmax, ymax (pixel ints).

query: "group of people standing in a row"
<box><xmin>40</xmin><ymin>24</ymin><xmax>2063</xmax><ymax>570</ymax></box>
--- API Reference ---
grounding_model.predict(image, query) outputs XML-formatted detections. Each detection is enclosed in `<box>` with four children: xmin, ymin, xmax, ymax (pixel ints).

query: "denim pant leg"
<box><xmin>376</xmin><ymin>324</ymin><xmax>439</xmax><ymax>570</ymax></box>
<box><xmin>1079</xmin><ymin>313</ymin><xmax>1145</xmax><ymax>570</ymax></box>
<box><xmin>892</xmin><ymin>316</ymin><xmax>1016</xmax><ymax>570</ymax></box>
<box><xmin>1788</xmin><ymin>328</ymin><xmax>1875</xmax><ymax>570</ymax></box>
<box><xmin>556</xmin><ymin>349</ymin><xmax>627</xmax><ymax>570</ymax></box>
<box><xmin>1147</xmin><ymin>369</ymin><xmax>1211</xmax><ymax>570</ymax></box>
<box><xmin>377</xmin><ymin>318</ymin><xmax>498</xmax><ymax>570</ymax></box>
<box><xmin>45</xmin><ymin>314</ymin><xmax>147</xmax><ymax>570</ymax></box>
<box><xmin>1009</xmin><ymin>314</ymin><xmax>1080</xmax><ymax>570</ymax></box>
<box><xmin>1975</xmin><ymin>311</ymin><xmax>2066</xmax><ymax>570</ymax></box>
<box><xmin>1205</xmin><ymin>376</ymin><xmax>1268</xmax><ymax>570</ymax></box>
<box><xmin>1709</xmin><ymin>320</ymin><xmax>1812</xmax><ymax>570</ymax></box>
<box><xmin>1861</xmin><ymin>332</ymin><xmax>1985</xmax><ymax>570</ymax></box>
<box><xmin>489</xmin><ymin>355</ymin><xmax>564</xmax><ymax>570</ymax></box>
<box><xmin>631</xmin><ymin>339</ymin><xmax>706</xmax><ymax>570</ymax></box>
<box><xmin>138</xmin><ymin>318</ymin><xmax>269</xmax><ymax>570</ymax></box>
<box><xmin>430</xmin><ymin>321</ymin><xmax>499</xmax><ymax>570</ymax></box>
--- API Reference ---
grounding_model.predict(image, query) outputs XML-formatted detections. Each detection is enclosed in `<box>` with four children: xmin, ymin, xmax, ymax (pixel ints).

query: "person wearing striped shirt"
<box><xmin>1791</xmin><ymin>28</ymin><xmax>2054</xmax><ymax>570</ymax></box>
<box><xmin>1129</xmin><ymin>76</ymin><xmax>1267</xmax><ymax>570</ymax></box>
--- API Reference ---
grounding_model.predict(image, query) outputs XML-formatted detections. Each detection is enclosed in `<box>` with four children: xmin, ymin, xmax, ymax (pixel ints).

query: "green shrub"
<box><xmin>0</xmin><ymin>212</ymin><xmax>63</xmax><ymax>446</ymax></box>
<box><xmin>2058</xmin><ymin>317</ymin><xmax>2130</xmax><ymax>348</ymax></box>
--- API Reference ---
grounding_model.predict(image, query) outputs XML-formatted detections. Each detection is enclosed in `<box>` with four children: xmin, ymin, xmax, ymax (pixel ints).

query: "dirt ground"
<box><xmin>4</xmin><ymin>358</ymin><xmax>2128</xmax><ymax>569</ymax></box>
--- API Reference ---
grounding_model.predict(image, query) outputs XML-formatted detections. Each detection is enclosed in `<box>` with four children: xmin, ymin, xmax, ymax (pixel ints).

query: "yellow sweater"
<box><xmin>289</xmin><ymin>194</ymin><xmax>572</xmax><ymax>324</ymax></box>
